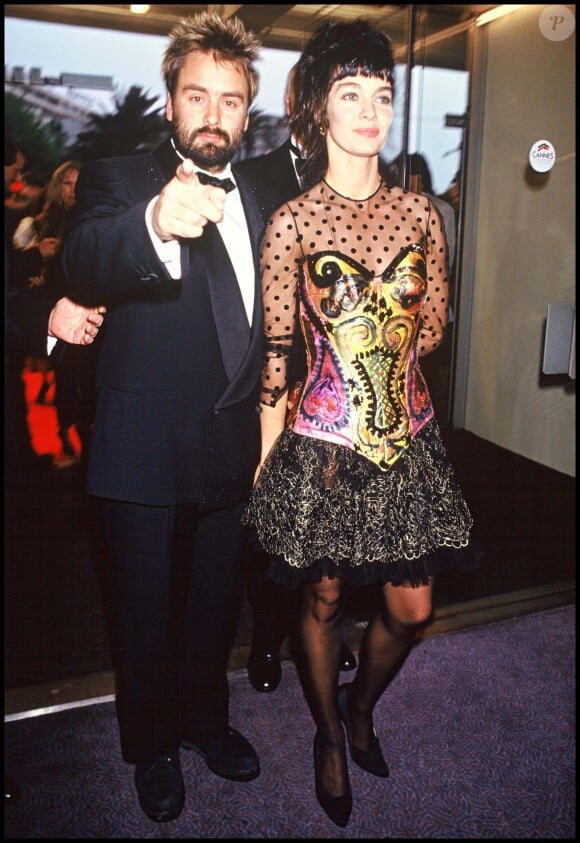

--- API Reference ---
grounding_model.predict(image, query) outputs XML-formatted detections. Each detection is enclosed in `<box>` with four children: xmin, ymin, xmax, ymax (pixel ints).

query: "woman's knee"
<box><xmin>382</xmin><ymin>582</ymin><xmax>433</xmax><ymax>631</ymax></box>
<box><xmin>302</xmin><ymin>578</ymin><xmax>343</xmax><ymax>624</ymax></box>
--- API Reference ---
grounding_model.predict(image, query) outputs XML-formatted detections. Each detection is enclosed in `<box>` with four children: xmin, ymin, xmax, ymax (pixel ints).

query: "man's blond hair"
<box><xmin>162</xmin><ymin>12</ymin><xmax>261</xmax><ymax>103</ymax></box>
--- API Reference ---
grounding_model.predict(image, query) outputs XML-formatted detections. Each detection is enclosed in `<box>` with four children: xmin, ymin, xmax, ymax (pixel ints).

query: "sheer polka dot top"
<box><xmin>259</xmin><ymin>180</ymin><xmax>449</xmax><ymax>409</ymax></box>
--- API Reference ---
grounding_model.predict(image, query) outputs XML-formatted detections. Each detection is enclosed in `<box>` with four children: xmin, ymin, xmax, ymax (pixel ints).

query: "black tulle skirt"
<box><xmin>243</xmin><ymin>419</ymin><xmax>483</xmax><ymax>589</ymax></box>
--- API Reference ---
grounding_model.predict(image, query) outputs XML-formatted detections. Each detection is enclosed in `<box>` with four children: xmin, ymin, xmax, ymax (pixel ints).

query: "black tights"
<box><xmin>297</xmin><ymin>576</ymin><xmax>433</xmax><ymax>796</ymax></box>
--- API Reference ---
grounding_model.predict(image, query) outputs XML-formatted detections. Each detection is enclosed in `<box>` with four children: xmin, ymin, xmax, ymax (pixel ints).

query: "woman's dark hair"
<box><xmin>4</xmin><ymin>135</ymin><xmax>21</xmax><ymax>167</ymax></box>
<box><xmin>289</xmin><ymin>19</ymin><xmax>395</xmax><ymax>187</ymax></box>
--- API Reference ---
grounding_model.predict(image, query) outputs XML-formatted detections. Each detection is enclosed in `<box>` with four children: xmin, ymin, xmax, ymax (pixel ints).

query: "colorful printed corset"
<box><xmin>291</xmin><ymin>244</ymin><xmax>434</xmax><ymax>471</ymax></box>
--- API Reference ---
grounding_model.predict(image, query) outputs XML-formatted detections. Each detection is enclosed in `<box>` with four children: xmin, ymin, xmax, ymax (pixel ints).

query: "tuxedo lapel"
<box><xmin>234</xmin><ymin>168</ymin><xmax>266</xmax><ymax>261</ymax></box>
<box><xmin>152</xmin><ymin>138</ymin><xmax>181</xmax><ymax>183</ymax></box>
<box><xmin>234</xmin><ymin>172</ymin><xmax>265</xmax><ymax>333</ymax></box>
<box><xmin>273</xmin><ymin>140</ymin><xmax>302</xmax><ymax>195</ymax></box>
<box><xmin>233</xmin><ymin>144</ymin><xmax>301</xmax><ymax>233</ymax></box>
<box><xmin>199</xmin><ymin>222</ymin><xmax>250</xmax><ymax>381</ymax></box>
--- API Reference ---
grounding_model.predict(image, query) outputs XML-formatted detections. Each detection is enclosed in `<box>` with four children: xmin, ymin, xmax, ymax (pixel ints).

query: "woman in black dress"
<box><xmin>244</xmin><ymin>19</ymin><xmax>481</xmax><ymax>827</ymax></box>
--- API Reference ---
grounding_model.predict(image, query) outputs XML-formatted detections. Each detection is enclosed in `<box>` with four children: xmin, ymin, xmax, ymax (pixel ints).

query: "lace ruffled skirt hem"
<box><xmin>243</xmin><ymin>420</ymin><xmax>482</xmax><ymax>589</ymax></box>
<box><xmin>262</xmin><ymin>541</ymin><xmax>484</xmax><ymax>589</ymax></box>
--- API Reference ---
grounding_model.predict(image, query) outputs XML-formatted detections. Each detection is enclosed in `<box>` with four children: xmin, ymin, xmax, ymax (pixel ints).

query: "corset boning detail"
<box><xmin>292</xmin><ymin>247</ymin><xmax>434</xmax><ymax>471</ymax></box>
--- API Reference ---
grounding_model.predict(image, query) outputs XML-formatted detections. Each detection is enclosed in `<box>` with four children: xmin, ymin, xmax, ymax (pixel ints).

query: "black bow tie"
<box><xmin>196</xmin><ymin>171</ymin><xmax>236</xmax><ymax>193</ymax></box>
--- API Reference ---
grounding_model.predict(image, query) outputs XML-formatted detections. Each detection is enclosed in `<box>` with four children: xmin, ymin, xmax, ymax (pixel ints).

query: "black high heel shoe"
<box><xmin>313</xmin><ymin>731</ymin><xmax>352</xmax><ymax>828</ymax></box>
<box><xmin>338</xmin><ymin>683</ymin><xmax>389</xmax><ymax>778</ymax></box>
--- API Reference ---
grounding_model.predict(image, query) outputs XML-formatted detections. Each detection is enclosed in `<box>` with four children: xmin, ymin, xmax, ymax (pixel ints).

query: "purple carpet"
<box><xmin>4</xmin><ymin>605</ymin><xmax>575</xmax><ymax>838</ymax></box>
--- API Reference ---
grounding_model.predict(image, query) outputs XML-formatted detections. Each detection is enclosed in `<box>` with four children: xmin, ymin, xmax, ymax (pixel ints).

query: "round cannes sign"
<box><xmin>529</xmin><ymin>139</ymin><xmax>556</xmax><ymax>173</ymax></box>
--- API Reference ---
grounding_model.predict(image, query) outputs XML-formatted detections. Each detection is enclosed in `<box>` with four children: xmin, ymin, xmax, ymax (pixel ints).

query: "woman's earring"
<box><xmin>320</xmin><ymin>127</ymin><xmax>326</xmax><ymax>136</ymax></box>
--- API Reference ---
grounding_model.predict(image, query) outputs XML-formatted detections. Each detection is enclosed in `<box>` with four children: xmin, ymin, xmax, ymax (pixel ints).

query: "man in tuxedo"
<box><xmin>63</xmin><ymin>13</ymin><xmax>266</xmax><ymax>823</ymax></box>
<box><xmin>236</xmin><ymin>67</ymin><xmax>357</xmax><ymax>696</ymax></box>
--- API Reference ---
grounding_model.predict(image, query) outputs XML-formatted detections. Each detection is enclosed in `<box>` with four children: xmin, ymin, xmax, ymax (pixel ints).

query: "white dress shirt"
<box><xmin>146</xmin><ymin>143</ymin><xmax>255</xmax><ymax>325</ymax></box>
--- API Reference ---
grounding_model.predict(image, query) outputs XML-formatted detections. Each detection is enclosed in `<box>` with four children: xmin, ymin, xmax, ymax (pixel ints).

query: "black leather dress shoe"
<box><xmin>339</xmin><ymin>643</ymin><xmax>357</xmax><ymax>672</ymax></box>
<box><xmin>247</xmin><ymin>649</ymin><xmax>282</xmax><ymax>692</ymax></box>
<box><xmin>338</xmin><ymin>683</ymin><xmax>389</xmax><ymax>778</ymax></box>
<box><xmin>134</xmin><ymin>752</ymin><xmax>185</xmax><ymax>823</ymax></box>
<box><xmin>182</xmin><ymin>727</ymin><xmax>260</xmax><ymax>782</ymax></box>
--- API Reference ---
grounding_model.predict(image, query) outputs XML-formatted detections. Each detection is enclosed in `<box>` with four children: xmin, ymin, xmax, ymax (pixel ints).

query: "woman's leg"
<box><xmin>298</xmin><ymin>575</ymin><xmax>348</xmax><ymax>797</ymax></box>
<box><xmin>347</xmin><ymin>580</ymin><xmax>433</xmax><ymax>752</ymax></box>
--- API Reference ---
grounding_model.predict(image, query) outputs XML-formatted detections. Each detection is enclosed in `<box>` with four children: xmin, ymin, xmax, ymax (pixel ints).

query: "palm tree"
<box><xmin>69</xmin><ymin>85</ymin><xmax>167</xmax><ymax>161</ymax></box>
<box><xmin>233</xmin><ymin>107</ymin><xmax>287</xmax><ymax>162</ymax></box>
<box><xmin>5</xmin><ymin>91</ymin><xmax>67</xmax><ymax>180</ymax></box>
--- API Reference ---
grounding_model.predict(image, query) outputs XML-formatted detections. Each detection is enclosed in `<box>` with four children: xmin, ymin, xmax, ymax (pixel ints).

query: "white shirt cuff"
<box><xmin>145</xmin><ymin>197</ymin><xmax>181</xmax><ymax>279</ymax></box>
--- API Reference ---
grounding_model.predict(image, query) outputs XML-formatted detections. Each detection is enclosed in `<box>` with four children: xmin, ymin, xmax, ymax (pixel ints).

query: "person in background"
<box><xmin>12</xmin><ymin>160</ymin><xmax>81</xmax><ymax>275</ymax></box>
<box><xmin>4</xmin><ymin>137</ymin><xmax>27</xmax><ymax>242</ymax></box>
<box><xmin>5</xmin><ymin>169</ymin><xmax>46</xmax><ymax>218</ymax></box>
<box><xmin>5</xmin><ymin>138</ymin><xmax>104</xmax><ymax>804</ymax></box>
<box><xmin>11</xmin><ymin>160</ymin><xmax>93</xmax><ymax>463</ymax></box>
<box><xmin>4</xmin><ymin>136</ymin><xmax>105</xmax><ymax>480</ymax></box>
<box><xmin>62</xmin><ymin>12</ymin><xmax>267</xmax><ymax>824</ymax></box>
<box><xmin>386</xmin><ymin>151</ymin><xmax>458</xmax><ymax>421</ymax></box>
<box><xmin>244</xmin><ymin>19</ymin><xmax>481</xmax><ymax>827</ymax></box>
<box><xmin>4</xmin><ymin>136</ymin><xmax>25</xmax><ymax>190</ymax></box>
<box><xmin>387</xmin><ymin>151</ymin><xmax>456</xmax><ymax>269</ymax></box>
<box><xmin>439</xmin><ymin>168</ymin><xmax>461</xmax><ymax>215</ymax></box>
<box><xmin>236</xmin><ymin>65</ymin><xmax>357</xmax><ymax>694</ymax></box>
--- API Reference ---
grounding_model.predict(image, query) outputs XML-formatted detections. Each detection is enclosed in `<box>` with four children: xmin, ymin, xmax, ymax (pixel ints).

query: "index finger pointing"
<box><xmin>175</xmin><ymin>158</ymin><xmax>197</xmax><ymax>183</ymax></box>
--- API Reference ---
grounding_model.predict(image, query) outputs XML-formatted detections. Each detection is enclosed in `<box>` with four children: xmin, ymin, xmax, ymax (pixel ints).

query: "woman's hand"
<box><xmin>37</xmin><ymin>236</ymin><xmax>61</xmax><ymax>260</ymax></box>
<box><xmin>27</xmin><ymin>272</ymin><xmax>45</xmax><ymax>289</ymax></box>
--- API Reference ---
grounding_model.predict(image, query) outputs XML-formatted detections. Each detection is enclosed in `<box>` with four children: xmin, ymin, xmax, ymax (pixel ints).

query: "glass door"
<box><xmin>384</xmin><ymin>5</ymin><xmax>471</xmax><ymax>426</ymax></box>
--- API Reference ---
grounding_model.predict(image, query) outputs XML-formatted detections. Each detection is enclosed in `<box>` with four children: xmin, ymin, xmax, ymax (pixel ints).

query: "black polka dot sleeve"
<box><xmin>417</xmin><ymin>198</ymin><xmax>449</xmax><ymax>357</ymax></box>
<box><xmin>258</xmin><ymin>203</ymin><xmax>302</xmax><ymax>407</ymax></box>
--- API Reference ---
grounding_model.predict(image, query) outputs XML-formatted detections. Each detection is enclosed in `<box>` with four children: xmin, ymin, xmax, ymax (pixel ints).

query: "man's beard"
<box><xmin>173</xmin><ymin>120</ymin><xmax>244</xmax><ymax>170</ymax></box>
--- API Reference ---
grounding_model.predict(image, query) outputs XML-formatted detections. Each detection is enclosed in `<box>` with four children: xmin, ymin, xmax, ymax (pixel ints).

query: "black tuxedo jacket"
<box><xmin>235</xmin><ymin>138</ymin><xmax>301</xmax><ymax>227</ymax></box>
<box><xmin>236</xmin><ymin>139</ymin><xmax>306</xmax><ymax>383</ymax></box>
<box><xmin>63</xmin><ymin>139</ymin><xmax>264</xmax><ymax>510</ymax></box>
